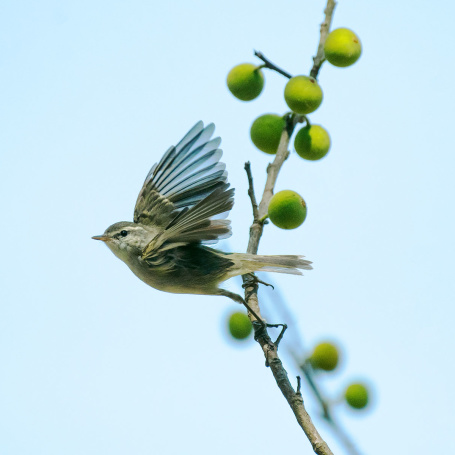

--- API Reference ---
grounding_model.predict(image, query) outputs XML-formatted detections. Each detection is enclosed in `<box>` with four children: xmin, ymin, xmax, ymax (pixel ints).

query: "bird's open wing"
<box><xmin>134</xmin><ymin>122</ymin><xmax>234</xmax><ymax>255</ymax></box>
<box><xmin>141</xmin><ymin>182</ymin><xmax>234</xmax><ymax>260</ymax></box>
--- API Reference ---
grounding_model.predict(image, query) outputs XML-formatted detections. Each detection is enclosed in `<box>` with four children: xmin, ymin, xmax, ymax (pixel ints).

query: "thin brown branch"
<box><xmin>244</xmin><ymin>161</ymin><xmax>259</xmax><ymax>222</ymax></box>
<box><xmin>242</xmin><ymin>113</ymin><xmax>334</xmax><ymax>455</ymax></box>
<box><xmin>300</xmin><ymin>362</ymin><xmax>332</xmax><ymax>420</ymax></box>
<box><xmin>239</xmin><ymin>2</ymin><xmax>342</xmax><ymax>453</ymax></box>
<box><xmin>296</xmin><ymin>376</ymin><xmax>302</xmax><ymax>395</ymax></box>
<box><xmin>301</xmin><ymin>362</ymin><xmax>363</xmax><ymax>455</ymax></box>
<box><xmin>260</xmin><ymin>336</ymin><xmax>334</xmax><ymax>455</ymax></box>
<box><xmin>257</xmin><ymin>113</ymin><xmax>300</xmax><ymax>220</ymax></box>
<box><xmin>254</xmin><ymin>50</ymin><xmax>293</xmax><ymax>79</ymax></box>
<box><xmin>263</xmin><ymin>284</ymin><xmax>365</xmax><ymax>455</ymax></box>
<box><xmin>326</xmin><ymin>418</ymin><xmax>363</xmax><ymax>455</ymax></box>
<box><xmin>310</xmin><ymin>0</ymin><xmax>337</xmax><ymax>79</ymax></box>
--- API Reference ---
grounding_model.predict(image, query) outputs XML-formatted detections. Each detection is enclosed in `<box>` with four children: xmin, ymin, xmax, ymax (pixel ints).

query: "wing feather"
<box><xmin>134</xmin><ymin>122</ymin><xmax>234</xmax><ymax>253</ymax></box>
<box><xmin>142</xmin><ymin>184</ymin><xmax>234</xmax><ymax>259</ymax></box>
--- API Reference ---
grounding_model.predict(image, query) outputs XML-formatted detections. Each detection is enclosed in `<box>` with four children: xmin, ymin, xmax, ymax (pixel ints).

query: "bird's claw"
<box><xmin>242</xmin><ymin>273</ymin><xmax>274</xmax><ymax>290</ymax></box>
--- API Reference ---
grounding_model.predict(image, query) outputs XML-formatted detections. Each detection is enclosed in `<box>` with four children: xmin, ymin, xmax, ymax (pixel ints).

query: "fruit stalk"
<box><xmin>254</xmin><ymin>50</ymin><xmax>292</xmax><ymax>79</ymax></box>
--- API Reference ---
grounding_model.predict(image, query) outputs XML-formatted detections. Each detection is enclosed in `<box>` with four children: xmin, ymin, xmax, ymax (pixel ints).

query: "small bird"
<box><xmin>93</xmin><ymin>122</ymin><xmax>312</xmax><ymax>306</ymax></box>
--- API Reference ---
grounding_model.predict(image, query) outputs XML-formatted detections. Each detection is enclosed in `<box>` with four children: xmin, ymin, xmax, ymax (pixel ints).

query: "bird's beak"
<box><xmin>92</xmin><ymin>235</ymin><xmax>110</xmax><ymax>242</ymax></box>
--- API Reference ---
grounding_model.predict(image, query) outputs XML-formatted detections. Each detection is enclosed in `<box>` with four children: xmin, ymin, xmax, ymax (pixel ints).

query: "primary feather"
<box><xmin>134</xmin><ymin>122</ymin><xmax>230</xmax><ymax>234</ymax></box>
<box><xmin>95</xmin><ymin>121</ymin><xmax>312</xmax><ymax>301</ymax></box>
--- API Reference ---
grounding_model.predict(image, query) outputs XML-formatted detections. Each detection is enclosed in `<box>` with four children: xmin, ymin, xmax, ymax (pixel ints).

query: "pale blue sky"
<box><xmin>1</xmin><ymin>1</ymin><xmax>455</xmax><ymax>454</ymax></box>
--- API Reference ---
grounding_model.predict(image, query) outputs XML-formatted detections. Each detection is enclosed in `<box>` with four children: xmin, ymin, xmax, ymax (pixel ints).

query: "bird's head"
<box><xmin>92</xmin><ymin>221</ymin><xmax>153</xmax><ymax>261</ymax></box>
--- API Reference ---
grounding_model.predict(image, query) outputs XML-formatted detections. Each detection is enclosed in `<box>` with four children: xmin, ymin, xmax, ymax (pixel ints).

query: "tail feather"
<box><xmin>255</xmin><ymin>266</ymin><xmax>305</xmax><ymax>276</ymax></box>
<box><xmin>232</xmin><ymin>253</ymin><xmax>312</xmax><ymax>276</ymax></box>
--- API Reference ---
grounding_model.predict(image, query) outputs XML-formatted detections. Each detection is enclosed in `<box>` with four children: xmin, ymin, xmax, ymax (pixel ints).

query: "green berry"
<box><xmin>294</xmin><ymin>124</ymin><xmax>331</xmax><ymax>161</ymax></box>
<box><xmin>345</xmin><ymin>383</ymin><xmax>369</xmax><ymax>409</ymax></box>
<box><xmin>324</xmin><ymin>28</ymin><xmax>362</xmax><ymax>67</ymax></box>
<box><xmin>250</xmin><ymin>114</ymin><xmax>286</xmax><ymax>154</ymax></box>
<box><xmin>284</xmin><ymin>76</ymin><xmax>323</xmax><ymax>114</ymax></box>
<box><xmin>268</xmin><ymin>190</ymin><xmax>307</xmax><ymax>230</ymax></box>
<box><xmin>310</xmin><ymin>342</ymin><xmax>339</xmax><ymax>371</ymax></box>
<box><xmin>228</xmin><ymin>312</ymin><xmax>253</xmax><ymax>340</ymax></box>
<box><xmin>227</xmin><ymin>63</ymin><xmax>264</xmax><ymax>101</ymax></box>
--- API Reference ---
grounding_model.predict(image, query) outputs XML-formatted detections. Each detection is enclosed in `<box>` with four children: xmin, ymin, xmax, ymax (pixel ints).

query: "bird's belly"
<box><xmin>126</xmin><ymin>257</ymin><xmax>219</xmax><ymax>295</ymax></box>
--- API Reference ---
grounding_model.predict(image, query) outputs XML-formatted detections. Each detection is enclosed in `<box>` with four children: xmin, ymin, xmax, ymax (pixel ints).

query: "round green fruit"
<box><xmin>228</xmin><ymin>312</ymin><xmax>253</xmax><ymax>340</ymax></box>
<box><xmin>324</xmin><ymin>28</ymin><xmax>362</xmax><ymax>67</ymax></box>
<box><xmin>227</xmin><ymin>63</ymin><xmax>264</xmax><ymax>101</ymax></box>
<box><xmin>284</xmin><ymin>76</ymin><xmax>323</xmax><ymax>114</ymax></box>
<box><xmin>268</xmin><ymin>190</ymin><xmax>307</xmax><ymax>230</ymax></box>
<box><xmin>250</xmin><ymin>114</ymin><xmax>286</xmax><ymax>154</ymax></box>
<box><xmin>294</xmin><ymin>124</ymin><xmax>331</xmax><ymax>161</ymax></box>
<box><xmin>345</xmin><ymin>383</ymin><xmax>369</xmax><ymax>409</ymax></box>
<box><xmin>310</xmin><ymin>342</ymin><xmax>339</xmax><ymax>371</ymax></box>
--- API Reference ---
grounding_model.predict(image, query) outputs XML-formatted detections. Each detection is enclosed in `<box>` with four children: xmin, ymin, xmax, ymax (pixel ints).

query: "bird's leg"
<box><xmin>242</xmin><ymin>273</ymin><xmax>274</xmax><ymax>290</ymax></box>
<box><xmin>218</xmin><ymin>289</ymin><xmax>285</xmax><ymax>342</ymax></box>
<box><xmin>217</xmin><ymin>289</ymin><xmax>266</xmax><ymax>330</ymax></box>
<box><xmin>239</xmin><ymin>277</ymin><xmax>287</xmax><ymax>348</ymax></box>
<box><xmin>267</xmin><ymin>323</ymin><xmax>288</xmax><ymax>347</ymax></box>
<box><xmin>218</xmin><ymin>289</ymin><xmax>289</xmax><ymax>366</ymax></box>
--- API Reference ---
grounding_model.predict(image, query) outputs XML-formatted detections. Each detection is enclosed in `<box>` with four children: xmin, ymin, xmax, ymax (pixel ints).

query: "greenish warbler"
<box><xmin>93</xmin><ymin>122</ymin><xmax>312</xmax><ymax>305</ymax></box>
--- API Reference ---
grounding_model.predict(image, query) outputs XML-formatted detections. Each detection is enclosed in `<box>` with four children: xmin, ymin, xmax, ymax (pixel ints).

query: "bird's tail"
<box><xmin>229</xmin><ymin>253</ymin><xmax>312</xmax><ymax>276</ymax></box>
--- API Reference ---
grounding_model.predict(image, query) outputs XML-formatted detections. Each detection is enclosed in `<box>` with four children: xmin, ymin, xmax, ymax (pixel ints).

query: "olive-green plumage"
<box><xmin>93</xmin><ymin>122</ymin><xmax>312</xmax><ymax>303</ymax></box>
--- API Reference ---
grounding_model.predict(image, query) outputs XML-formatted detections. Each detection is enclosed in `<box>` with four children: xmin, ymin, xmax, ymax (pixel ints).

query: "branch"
<box><xmin>244</xmin><ymin>161</ymin><xmax>259</xmax><ymax>222</ymax></box>
<box><xmin>301</xmin><ymin>362</ymin><xmax>363</xmax><ymax>455</ymax></box>
<box><xmin>242</xmin><ymin>114</ymin><xmax>334</xmax><ymax>455</ymax></box>
<box><xmin>263</xmin><ymin>284</ymin><xmax>365</xmax><ymax>455</ymax></box>
<box><xmin>254</xmin><ymin>50</ymin><xmax>293</xmax><ymax>79</ymax></box>
<box><xmin>257</xmin><ymin>113</ymin><xmax>301</xmax><ymax>220</ymax></box>
<box><xmin>239</xmin><ymin>2</ymin><xmax>342</xmax><ymax>453</ymax></box>
<box><xmin>301</xmin><ymin>362</ymin><xmax>332</xmax><ymax>420</ymax></box>
<box><xmin>310</xmin><ymin>0</ymin><xmax>337</xmax><ymax>79</ymax></box>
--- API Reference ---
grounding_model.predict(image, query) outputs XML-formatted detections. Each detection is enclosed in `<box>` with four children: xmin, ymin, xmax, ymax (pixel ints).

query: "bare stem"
<box><xmin>257</xmin><ymin>114</ymin><xmax>300</xmax><ymax>220</ymax></box>
<box><xmin>242</xmin><ymin>113</ymin><xmax>334</xmax><ymax>455</ymax></box>
<box><xmin>301</xmin><ymin>362</ymin><xmax>363</xmax><ymax>455</ymax></box>
<box><xmin>244</xmin><ymin>162</ymin><xmax>259</xmax><ymax>222</ymax></box>
<box><xmin>255</xmin><ymin>50</ymin><xmax>293</xmax><ymax>79</ymax></box>
<box><xmin>301</xmin><ymin>363</ymin><xmax>332</xmax><ymax>420</ymax></box>
<box><xmin>239</xmin><ymin>2</ymin><xmax>343</xmax><ymax>454</ymax></box>
<box><xmin>266</xmin><ymin>285</ymin><xmax>365</xmax><ymax>455</ymax></box>
<box><xmin>310</xmin><ymin>0</ymin><xmax>337</xmax><ymax>79</ymax></box>
<box><xmin>296</xmin><ymin>376</ymin><xmax>302</xmax><ymax>395</ymax></box>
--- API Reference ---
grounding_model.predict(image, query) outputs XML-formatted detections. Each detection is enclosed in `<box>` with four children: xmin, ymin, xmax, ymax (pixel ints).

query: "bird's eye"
<box><xmin>120</xmin><ymin>230</ymin><xmax>128</xmax><ymax>237</ymax></box>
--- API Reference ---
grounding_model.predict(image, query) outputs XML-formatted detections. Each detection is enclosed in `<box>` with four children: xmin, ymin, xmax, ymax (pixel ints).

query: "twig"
<box><xmin>326</xmin><ymin>417</ymin><xmax>364</xmax><ymax>455</ymax></box>
<box><xmin>257</xmin><ymin>113</ymin><xmax>300</xmax><ymax>220</ymax></box>
<box><xmin>254</xmin><ymin>50</ymin><xmax>293</xmax><ymax>79</ymax></box>
<box><xmin>296</xmin><ymin>376</ymin><xmax>302</xmax><ymax>395</ymax></box>
<box><xmin>310</xmin><ymin>0</ymin><xmax>337</xmax><ymax>79</ymax></box>
<box><xmin>302</xmin><ymin>361</ymin><xmax>363</xmax><ymax>455</ymax></box>
<box><xmin>239</xmin><ymin>2</ymin><xmax>343</xmax><ymax>453</ymax></box>
<box><xmin>244</xmin><ymin>162</ymin><xmax>259</xmax><ymax>222</ymax></box>
<box><xmin>261</xmin><ymin>283</ymin><xmax>365</xmax><ymax>455</ymax></box>
<box><xmin>242</xmin><ymin>113</ymin><xmax>334</xmax><ymax>455</ymax></box>
<box><xmin>301</xmin><ymin>362</ymin><xmax>332</xmax><ymax>420</ymax></box>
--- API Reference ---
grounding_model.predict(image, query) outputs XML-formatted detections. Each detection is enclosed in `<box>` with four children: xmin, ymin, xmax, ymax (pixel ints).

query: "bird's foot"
<box><xmin>242</xmin><ymin>273</ymin><xmax>274</xmax><ymax>290</ymax></box>
<box><xmin>266</xmin><ymin>323</ymin><xmax>287</xmax><ymax>347</ymax></box>
<box><xmin>252</xmin><ymin>321</ymin><xmax>287</xmax><ymax>352</ymax></box>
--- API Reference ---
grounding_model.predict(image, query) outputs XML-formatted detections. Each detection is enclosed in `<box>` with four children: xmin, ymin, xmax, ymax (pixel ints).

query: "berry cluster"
<box><xmin>227</xmin><ymin>28</ymin><xmax>362</xmax><ymax>230</ymax></box>
<box><xmin>225</xmin><ymin>25</ymin><xmax>370</xmax><ymax>414</ymax></box>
